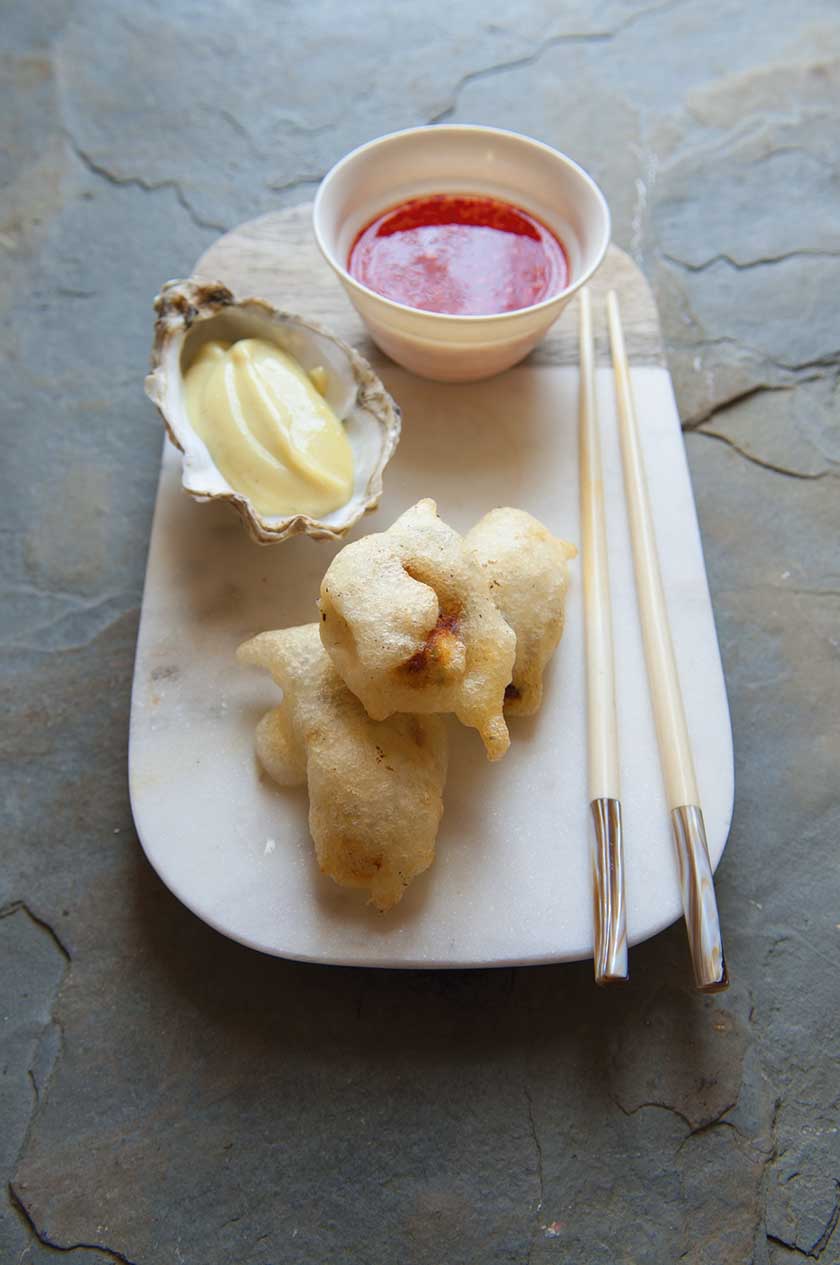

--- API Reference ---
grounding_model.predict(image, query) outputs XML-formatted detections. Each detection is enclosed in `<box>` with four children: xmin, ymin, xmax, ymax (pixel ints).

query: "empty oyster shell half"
<box><xmin>144</xmin><ymin>278</ymin><xmax>401</xmax><ymax>543</ymax></box>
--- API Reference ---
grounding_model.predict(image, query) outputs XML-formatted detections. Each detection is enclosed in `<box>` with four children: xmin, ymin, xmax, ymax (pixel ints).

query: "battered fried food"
<box><xmin>465</xmin><ymin>508</ymin><xmax>577</xmax><ymax>715</ymax></box>
<box><xmin>318</xmin><ymin>498</ymin><xmax>516</xmax><ymax>760</ymax></box>
<box><xmin>237</xmin><ymin>623</ymin><xmax>448</xmax><ymax>911</ymax></box>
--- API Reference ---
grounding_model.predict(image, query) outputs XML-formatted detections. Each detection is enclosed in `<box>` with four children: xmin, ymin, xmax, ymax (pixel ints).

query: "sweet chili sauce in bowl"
<box><xmin>347</xmin><ymin>193</ymin><xmax>569</xmax><ymax>317</ymax></box>
<box><xmin>313</xmin><ymin>126</ymin><xmax>611</xmax><ymax>382</ymax></box>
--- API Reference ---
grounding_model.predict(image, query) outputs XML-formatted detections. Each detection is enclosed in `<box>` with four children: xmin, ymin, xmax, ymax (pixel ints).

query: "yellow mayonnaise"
<box><xmin>184</xmin><ymin>338</ymin><xmax>354</xmax><ymax>517</ymax></box>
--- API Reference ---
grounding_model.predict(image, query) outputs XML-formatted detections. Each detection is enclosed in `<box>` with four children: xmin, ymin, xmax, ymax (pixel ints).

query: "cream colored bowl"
<box><xmin>313</xmin><ymin>125</ymin><xmax>610</xmax><ymax>383</ymax></box>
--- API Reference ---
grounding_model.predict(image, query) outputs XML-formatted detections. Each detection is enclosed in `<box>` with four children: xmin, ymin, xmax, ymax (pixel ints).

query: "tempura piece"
<box><xmin>465</xmin><ymin>508</ymin><xmax>577</xmax><ymax>716</ymax></box>
<box><xmin>237</xmin><ymin>624</ymin><xmax>448</xmax><ymax>911</ymax></box>
<box><xmin>319</xmin><ymin>498</ymin><xmax>516</xmax><ymax>760</ymax></box>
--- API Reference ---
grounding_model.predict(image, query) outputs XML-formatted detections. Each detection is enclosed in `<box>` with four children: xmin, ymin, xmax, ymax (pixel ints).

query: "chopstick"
<box><xmin>606</xmin><ymin>290</ymin><xmax>728</xmax><ymax>992</ymax></box>
<box><xmin>578</xmin><ymin>288</ymin><xmax>628</xmax><ymax>985</ymax></box>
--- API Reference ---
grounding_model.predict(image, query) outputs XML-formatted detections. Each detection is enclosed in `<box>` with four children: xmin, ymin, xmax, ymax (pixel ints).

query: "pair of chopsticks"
<box><xmin>579</xmin><ymin>288</ymin><xmax>728</xmax><ymax>992</ymax></box>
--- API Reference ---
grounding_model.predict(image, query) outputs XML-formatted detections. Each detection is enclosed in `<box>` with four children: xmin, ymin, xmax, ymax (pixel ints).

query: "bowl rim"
<box><xmin>312</xmin><ymin>124</ymin><xmax>611</xmax><ymax>326</ymax></box>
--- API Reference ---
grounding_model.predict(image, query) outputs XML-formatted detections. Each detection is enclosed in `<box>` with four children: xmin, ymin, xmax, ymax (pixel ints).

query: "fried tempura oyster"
<box><xmin>237</xmin><ymin>623</ymin><xmax>448</xmax><ymax>911</ymax></box>
<box><xmin>465</xmin><ymin>508</ymin><xmax>577</xmax><ymax>715</ymax></box>
<box><xmin>319</xmin><ymin>498</ymin><xmax>516</xmax><ymax>760</ymax></box>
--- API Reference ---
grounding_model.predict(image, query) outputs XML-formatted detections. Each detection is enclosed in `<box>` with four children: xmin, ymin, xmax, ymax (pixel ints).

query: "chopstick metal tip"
<box><xmin>672</xmin><ymin>806</ymin><xmax>729</xmax><ymax>991</ymax></box>
<box><xmin>591</xmin><ymin>798</ymin><xmax>629</xmax><ymax>985</ymax></box>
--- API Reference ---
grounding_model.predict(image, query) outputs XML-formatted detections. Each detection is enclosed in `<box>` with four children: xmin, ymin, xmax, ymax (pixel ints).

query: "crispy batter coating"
<box><xmin>254</xmin><ymin>704</ymin><xmax>305</xmax><ymax>787</ymax></box>
<box><xmin>237</xmin><ymin>624</ymin><xmax>448</xmax><ymax>911</ymax></box>
<box><xmin>465</xmin><ymin>508</ymin><xmax>577</xmax><ymax>716</ymax></box>
<box><xmin>319</xmin><ymin>498</ymin><xmax>516</xmax><ymax>760</ymax></box>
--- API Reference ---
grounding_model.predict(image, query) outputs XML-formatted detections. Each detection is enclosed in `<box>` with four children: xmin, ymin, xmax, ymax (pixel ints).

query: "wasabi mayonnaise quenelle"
<box><xmin>184</xmin><ymin>338</ymin><xmax>354</xmax><ymax>517</ymax></box>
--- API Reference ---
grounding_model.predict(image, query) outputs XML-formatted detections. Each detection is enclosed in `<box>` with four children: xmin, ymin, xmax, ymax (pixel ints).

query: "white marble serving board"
<box><xmin>129</xmin><ymin>358</ymin><xmax>734</xmax><ymax>967</ymax></box>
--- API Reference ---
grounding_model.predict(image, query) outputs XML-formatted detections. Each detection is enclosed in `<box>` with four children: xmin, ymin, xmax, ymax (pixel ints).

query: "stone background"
<box><xmin>2</xmin><ymin>2</ymin><xmax>839</xmax><ymax>1262</ymax></box>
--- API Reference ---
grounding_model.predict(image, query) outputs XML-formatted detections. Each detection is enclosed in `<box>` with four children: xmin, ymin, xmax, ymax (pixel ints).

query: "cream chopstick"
<box><xmin>578</xmin><ymin>288</ymin><xmax>628</xmax><ymax>985</ymax></box>
<box><xmin>606</xmin><ymin>290</ymin><xmax>728</xmax><ymax>992</ymax></box>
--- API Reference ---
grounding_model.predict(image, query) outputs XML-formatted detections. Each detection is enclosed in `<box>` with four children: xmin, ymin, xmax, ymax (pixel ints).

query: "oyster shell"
<box><xmin>144</xmin><ymin>278</ymin><xmax>401</xmax><ymax>543</ymax></box>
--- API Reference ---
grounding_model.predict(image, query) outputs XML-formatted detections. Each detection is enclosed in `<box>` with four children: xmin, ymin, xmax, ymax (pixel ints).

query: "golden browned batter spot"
<box><xmin>401</xmin><ymin>607</ymin><xmax>462</xmax><ymax>678</ymax></box>
<box><xmin>327</xmin><ymin>840</ymin><xmax>384</xmax><ymax>879</ymax></box>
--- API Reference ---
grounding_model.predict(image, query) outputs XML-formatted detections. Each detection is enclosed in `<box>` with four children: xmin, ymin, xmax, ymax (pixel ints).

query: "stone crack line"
<box><xmin>5</xmin><ymin>605</ymin><xmax>141</xmax><ymax>659</ymax></box>
<box><xmin>2</xmin><ymin>909</ymin><xmax>86</xmax><ymax>1261</ymax></box>
<box><xmin>3</xmin><ymin>903</ymin><xmax>70</xmax><ymax>1161</ymax></box>
<box><xmin>218</xmin><ymin>106</ymin><xmax>257</xmax><ymax>149</ymax></box>
<box><xmin>753</xmin><ymin>140</ymin><xmax>838</xmax><ymax>169</ymax></box>
<box><xmin>9</xmin><ymin>1183</ymin><xmax>139</xmax><ymax>1265</ymax></box>
<box><xmin>265</xmin><ymin>173</ymin><xmax>326</xmax><ymax>196</ymax></box>
<box><xmin>610</xmin><ymin>1092</ymin><xmax>694</xmax><ymax>1131</ymax></box>
<box><xmin>688</xmin><ymin>427</ymin><xmax>835</xmax><ymax>481</ymax></box>
<box><xmin>767</xmin><ymin>1179</ymin><xmax>840</xmax><ymax>1259</ymax></box>
<box><xmin>427</xmin><ymin>0</ymin><xmax>687</xmax><ymax>124</ymax></box>
<box><xmin>0</xmin><ymin>901</ymin><xmax>71</xmax><ymax>962</ymax></box>
<box><xmin>523</xmin><ymin>1085</ymin><xmax>545</xmax><ymax>1265</ymax></box>
<box><xmin>664</xmin><ymin>248</ymin><xmax>840</xmax><ymax>273</ymax></box>
<box><xmin>764</xmin><ymin>929</ymin><xmax>840</xmax><ymax>973</ymax></box>
<box><xmin>764</xmin><ymin>351</ymin><xmax>840</xmax><ymax>376</ymax></box>
<box><xmin>670</xmin><ymin>332</ymin><xmax>840</xmax><ymax>378</ymax></box>
<box><xmin>675</xmin><ymin>1111</ymin><xmax>742</xmax><ymax>1155</ymax></box>
<box><xmin>761</xmin><ymin>1098</ymin><xmax>784</xmax><ymax>1254</ymax></box>
<box><xmin>649</xmin><ymin>115</ymin><xmax>837</xmax><ymax>185</ymax></box>
<box><xmin>716</xmin><ymin>584</ymin><xmax>840</xmax><ymax>602</ymax></box>
<box><xmin>217</xmin><ymin>106</ymin><xmax>329</xmax><ymax>160</ymax></box>
<box><xmin>65</xmin><ymin>133</ymin><xmax>228</xmax><ymax>233</ymax></box>
<box><xmin>609</xmin><ymin>1092</ymin><xmax>744</xmax><ymax>1144</ymax></box>
<box><xmin>680</xmin><ymin>383</ymin><xmax>797</xmax><ymax>432</ymax></box>
<box><xmin>2</xmin><ymin>591</ymin><xmax>138</xmax><ymax>653</ymax></box>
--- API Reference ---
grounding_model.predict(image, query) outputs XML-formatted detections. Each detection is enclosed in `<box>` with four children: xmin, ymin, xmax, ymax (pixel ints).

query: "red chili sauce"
<box><xmin>347</xmin><ymin>193</ymin><xmax>569</xmax><ymax>316</ymax></box>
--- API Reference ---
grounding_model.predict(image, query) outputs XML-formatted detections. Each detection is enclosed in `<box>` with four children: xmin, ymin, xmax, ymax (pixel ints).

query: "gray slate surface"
<box><xmin>2</xmin><ymin>2</ymin><xmax>839</xmax><ymax>1262</ymax></box>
